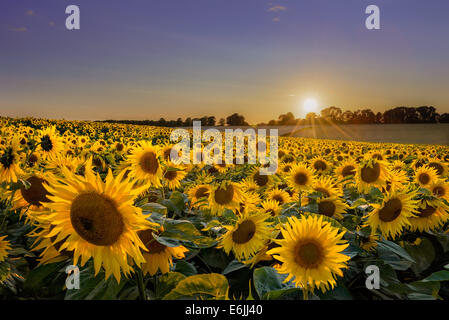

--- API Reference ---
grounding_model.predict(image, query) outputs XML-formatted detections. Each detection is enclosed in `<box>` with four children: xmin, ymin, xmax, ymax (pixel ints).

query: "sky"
<box><xmin>1</xmin><ymin>0</ymin><xmax>449</xmax><ymax>123</ymax></box>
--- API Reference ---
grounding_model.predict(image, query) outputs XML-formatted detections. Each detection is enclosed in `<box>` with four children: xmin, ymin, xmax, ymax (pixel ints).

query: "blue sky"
<box><xmin>1</xmin><ymin>0</ymin><xmax>448</xmax><ymax>123</ymax></box>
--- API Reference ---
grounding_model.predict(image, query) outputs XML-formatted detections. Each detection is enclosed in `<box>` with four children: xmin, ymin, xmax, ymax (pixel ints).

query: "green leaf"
<box><xmin>163</xmin><ymin>273</ymin><xmax>229</xmax><ymax>300</ymax></box>
<box><xmin>422</xmin><ymin>270</ymin><xmax>449</xmax><ymax>282</ymax></box>
<box><xmin>65</xmin><ymin>265</ymin><xmax>126</xmax><ymax>300</ymax></box>
<box><xmin>23</xmin><ymin>261</ymin><xmax>67</xmax><ymax>293</ymax></box>
<box><xmin>141</xmin><ymin>202</ymin><xmax>167</xmax><ymax>215</ymax></box>
<box><xmin>0</xmin><ymin>261</ymin><xmax>10</xmax><ymax>283</ymax></box>
<box><xmin>174</xmin><ymin>261</ymin><xmax>198</xmax><ymax>277</ymax></box>
<box><xmin>159</xmin><ymin>219</ymin><xmax>216</xmax><ymax>248</ymax></box>
<box><xmin>155</xmin><ymin>272</ymin><xmax>186</xmax><ymax>299</ymax></box>
<box><xmin>342</xmin><ymin>244</ymin><xmax>363</xmax><ymax>258</ymax></box>
<box><xmin>404</xmin><ymin>238</ymin><xmax>435</xmax><ymax>274</ymax></box>
<box><xmin>222</xmin><ymin>259</ymin><xmax>248</xmax><ymax>275</ymax></box>
<box><xmin>264</xmin><ymin>288</ymin><xmax>303</xmax><ymax>300</ymax></box>
<box><xmin>199</xmin><ymin>248</ymin><xmax>231</xmax><ymax>270</ymax></box>
<box><xmin>405</xmin><ymin>281</ymin><xmax>440</xmax><ymax>300</ymax></box>
<box><xmin>253</xmin><ymin>266</ymin><xmax>293</xmax><ymax>299</ymax></box>
<box><xmin>377</xmin><ymin>239</ymin><xmax>415</xmax><ymax>270</ymax></box>
<box><xmin>316</xmin><ymin>286</ymin><xmax>353</xmax><ymax>300</ymax></box>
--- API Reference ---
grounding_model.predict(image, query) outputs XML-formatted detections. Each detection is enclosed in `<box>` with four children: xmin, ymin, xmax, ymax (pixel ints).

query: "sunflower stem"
<box><xmin>302</xmin><ymin>286</ymin><xmax>309</xmax><ymax>300</ymax></box>
<box><xmin>136</xmin><ymin>268</ymin><xmax>147</xmax><ymax>300</ymax></box>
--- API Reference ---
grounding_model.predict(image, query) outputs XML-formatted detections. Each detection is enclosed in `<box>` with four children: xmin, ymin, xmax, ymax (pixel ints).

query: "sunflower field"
<box><xmin>1</xmin><ymin>117</ymin><xmax>449</xmax><ymax>300</ymax></box>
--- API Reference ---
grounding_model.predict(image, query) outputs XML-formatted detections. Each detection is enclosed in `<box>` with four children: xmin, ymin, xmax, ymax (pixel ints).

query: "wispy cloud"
<box><xmin>272</xmin><ymin>17</ymin><xmax>280</xmax><ymax>22</ymax></box>
<box><xmin>26</xmin><ymin>9</ymin><xmax>35</xmax><ymax>16</ymax></box>
<box><xmin>10</xmin><ymin>27</ymin><xmax>27</xmax><ymax>32</ymax></box>
<box><xmin>49</xmin><ymin>21</ymin><xmax>55</xmax><ymax>27</ymax></box>
<box><xmin>267</xmin><ymin>5</ymin><xmax>287</xmax><ymax>12</ymax></box>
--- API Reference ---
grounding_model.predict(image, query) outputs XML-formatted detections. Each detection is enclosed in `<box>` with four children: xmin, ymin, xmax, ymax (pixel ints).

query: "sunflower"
<box><xmin>239</xmin><ymin>178</ymin><xmax>260</xmax><ymax>194</ymax></box>
<box><xmin>384</xmin><ymin>169</ymin><xmax>408</xmax><ymax>193</ymax></box>
<box><xmin>8</xmin><ymin>171</ymin><xmax>53</xmax><ymax>220</ymax></box>
<box><xmin>414</xmin><ymin>165</ymin><xmax>439</xmax><ymax>188</ymax></box>
<box><xmin>428</xmin><ymin>180</ymin><xmax>449</xmax><ymax>201</ymax></box>
<box><xmin>126</xmin><ymin>141</ymin><xmax>163</xmax><ymax>187</ymax></box>
<box><xmin>309</xmin><ymin>176</ymin><xmax>342</xmax><ymax>198</ymax></box>
<box><xmin>238</xmin><ymin>191</ymin><xmax>260</xmax><ymax>214</ymax></box>
<box><xmin>335</xmin><ymin>159</ymin><xmax>357</xmax><ymax>180</ymax></box>
<box><xmin>408</xmin><ymin>199</ymin><xmax>449</xmax><ymax>232</ymax></box>
<box><xmin>266</xmin><ymin>188</ymin><xmax>292</xmax><ymax>205</ymax></box>
<box><xmin>162</xmin><ymin>164</ymin><xmax>187</xmax><ymax>190</ymax></box>
<box><xmin>161</xmin><ymin>144</ymin><xmax>183</xmax><ymax>164</ymax></box>
<box><xmin>209</xmin><ymin>181</ymin><xmax>243</xmax><ymax>214</ymax></box>
<box><xmin>355</xmin><ymin>159</ymin><xmax>389</xmax><ymax>193</ymax></box>
<box><xmin>365</xmin><ymin>189</ymin><xmax>419</xmax><ymax>239</ymax></box>
<box><xmin>138</xmin><ymin>228</ymin><xmax>188</xmax><ymax>276</ymax></box>
<box><xmin>316</xmin><ymin>197</ymin><xmax>348</xmax><ymax>220</ymax></box>
<box><xmin>37</xmin><ymin>126</ymin><xmax>63</xmax><ymax>159</ymax></box>
<box><xmin>187</xmin><ymin>184</ymin><xmax>211</xmax><ymax>208</ymax></box>
<box><xmin>287</xmin><ymin>163</ymin><xmax>315</xmax><ymax>192</ymax></box>
<box><xmin>260</xmin><ymin>199</ymin><xmax>282</xmax><ymax>217</ymax></box>
<box><xmin>310</xmin><ymin>157</ymin><xmax>331</xmax><ymax>174</ymax></box>
<box><xmin>250</xmin><ymin>169</ymin><xmax>274</xmax><ymax>189</ymax></box>
<box><xmin>427</xmin><ymin>161</ymin><xmax>448</xmax><ymax>178</ymax></box>
<box><xmin>218</xmin><ymin>211</ymin><xmax>272</xmax><ymax>261</ymax></box>
<box><xmin>0</xmin><ymin>138</ymin><xmax>23</xmax><ymax>183</ymax></box>
<box><xmin>359</xmin><ymin>234</ymin><xmax>380</xmax><ymax>252</ymax></box>
<box><xmin>267</xmin><ymin>215</ymin><xmax>350</xmax><ymax>293</ymax></box>
<box><xmin>38</xmin><ymin>168</ymin><xmax>157</xmax><ymax>282</ymax></box>
<box><xmin>0</xmin><ymin>236</ymin><xmax>12</xmax><ymax>262</ymax></box>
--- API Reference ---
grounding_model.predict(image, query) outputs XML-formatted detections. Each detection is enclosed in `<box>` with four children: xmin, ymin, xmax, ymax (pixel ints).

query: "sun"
<box><xmin>303</xmin><ymin>98</ymin><xmax>319</xmax><ymax>113</ymax></box>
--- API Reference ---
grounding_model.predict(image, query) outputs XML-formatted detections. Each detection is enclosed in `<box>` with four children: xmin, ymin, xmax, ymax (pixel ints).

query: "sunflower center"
<box><xmin>318</xmin><ymin>201</ymin><xmax>336</xmax><ymax>217</ymax></box>
<box><xmin>116</xmin><ymin>143</ymin><xmax>124</xmax><ymax>152</ymax></box>
<box><xmin>313</xmin><ymin>160</ymin><xmax>327</xmax><ymax>171</ymax></box>
<box><xmin>0</xmin><ymin>147</ymin><xmax>14</xmax><ymax>169</ymax></box>
<box><xmin>28</xmin><ymin>153</ymin><xmax>38</xmax><ymax>165</ymax></box>
<box><xmin>138</xmin><ymin>229</ymin><xmax>166</xmax><ymax>254</ymax></box>
<box><xmin>163</xmin><ymin>170</ymin><xmax>178</xmax><ymax>181</ymax></box>
<box><xmin>20</xmin><ymin>176</ymin><xmax>51</xmax><ymax>206</ymax></box>
<box><xmin>295</xmin><ymin>240</ymin><xmax>324</xmax><ymax>269</ymax></box>
<box><xmin>294</xmin><ymin>172</ymin><xmax>308</xmax><ymax>186</ymax></box>
<box><xmin>272</xmin><ymin>194</ymin><xmax>284</xmax><ymax>204</ymax></box>
<box><xmin>214</xmin><ymin>185</ymin><xmax>235</xmax><ymax>205</ymax></box>
<box><xmin>253</xmin><ymin>172</ymin><xmax>268</xmax><ymax>187</ymax></box>
<box><xmin>432</xmin><ymin>186</ymin><xmax>445</xmax><ymax>197</ymax></box>
<box><xmin>139</xmin><ymin>151</ymin><xmax>159</xmax><ymax>174</ymax></box>
<box><xmin>70</xmin><ymin>192</ymin><xmax>124</xmax><ymax>246</ymax></box>
<box><xmin>418</xmin><ymin>173</ymin><xmax>430</xmax><ymax>185</ymax></box>
<box><xmin>378</xmin><ymin>198</ymin><xmax>402</xmax><ymax>222</ymax></box>
<box><xmin>417</xmin><ymin>204</ymin><xmax>437</xmax><ymax>218</ymax></box>
<box><xmin>232</xmin><ymin>220</ymin><xmax>256</xmax><ymax>244</ymax></box>
<box><xmin>361</xmin><ymin>162</ymin><xmax>380</xmax><ymax>183</ymax></box>
<box><xmin>194</xmin><ymin>187</ymin><xmax>209</xmax><ymax>199</ymax></box>
<box><xmin>342</xmin><ymin>165</ymin><xmax>355</xmax><ymax>177</ymax></box>
<box><xmin>315</xmin><ymin>187</ymin><xmax>330</xmax><ymax>197</ymax></box>
<box><xmin>41</xmin><ymin>135</ymin><xmax>53</xmax><ymax>152</ymax></box>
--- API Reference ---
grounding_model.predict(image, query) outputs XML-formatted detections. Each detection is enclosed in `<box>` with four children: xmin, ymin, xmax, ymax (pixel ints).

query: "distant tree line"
<box><xmin>258</xmin><ymin>106</ymin><xmax>449</xmax><ymax>126</ymax></box>
<box><xmin>101</xmin><ymin>113</ymin><xmax>248</xmax><ymax>127</ymax></box>
<box><xmin>101</xmin><ymin>106</ymin><xmax>449</xmax><ymax>127</ymax></box>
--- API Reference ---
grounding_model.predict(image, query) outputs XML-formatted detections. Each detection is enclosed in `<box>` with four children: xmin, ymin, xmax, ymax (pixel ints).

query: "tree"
<box><xmin>278</xmin><ymin>112</ymin><xmax>296</xmax><ymax>125</ymax></box>
<box><xmin>207</xmin><ymin>116</ymin><xmax>216</xmax><ymax>126</ymax></box>
<box><xmin>226</xmin><ymin>113</ymin><xmax>247</xmax><ymax>126</ymax></box>
<box><xmin>218</xmin><ymin>118</ymin><xmax>225</xmax><ymax>126</ymax></box>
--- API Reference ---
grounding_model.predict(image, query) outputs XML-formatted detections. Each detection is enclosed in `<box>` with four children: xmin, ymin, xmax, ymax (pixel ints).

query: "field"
<box><xmin>1</xmin><ymin>117</ymin><xmax>449</xmax><ymax>300</ymax></box>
